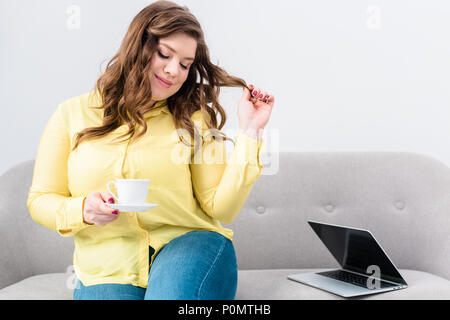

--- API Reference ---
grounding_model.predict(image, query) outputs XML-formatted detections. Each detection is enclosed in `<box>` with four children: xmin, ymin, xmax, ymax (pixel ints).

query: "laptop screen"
<box><xmin>308</xmin><ymin>221</ymin><xmax>407</xmax><ymax>285</ymax></box>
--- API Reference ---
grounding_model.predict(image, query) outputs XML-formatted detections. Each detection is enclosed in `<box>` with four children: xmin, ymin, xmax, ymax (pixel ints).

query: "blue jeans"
<box><xmin>73</xmin><ymin>231</ymin><xmax>238</xmax><ymax>300</ymax></box>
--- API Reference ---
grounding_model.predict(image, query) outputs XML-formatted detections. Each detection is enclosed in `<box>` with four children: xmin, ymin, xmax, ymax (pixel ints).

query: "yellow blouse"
<box><xmin>27</xmin><ymin>90</ymin><xmax>264</xmax><ymax>288</ymax></box>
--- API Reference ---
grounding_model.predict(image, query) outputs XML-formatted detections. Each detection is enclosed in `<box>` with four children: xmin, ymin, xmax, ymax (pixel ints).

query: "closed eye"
<box><xmin>157</xmin><ymin>50</ymin><xmax>169</xmax><ymax>59</ymax></box>
<box><xmin>157</xmin><ymin>50</ymin><xmax>189</xmax><ymax>70</ymax></box>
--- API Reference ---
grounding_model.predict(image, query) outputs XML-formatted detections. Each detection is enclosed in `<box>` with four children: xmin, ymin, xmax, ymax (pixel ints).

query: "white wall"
<box><xmin>2</xmin><ymin>0</ymin><xmax>450</xmax><ymax>176</ymax></box>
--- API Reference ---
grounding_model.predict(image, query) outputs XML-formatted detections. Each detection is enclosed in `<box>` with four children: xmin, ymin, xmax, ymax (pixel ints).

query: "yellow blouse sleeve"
<box><xmin>189</xmin><ymin>112</ymin><xmax>264</xmax><ymax>224</ymax></box>
<box><xmin>27</xmin><ymin>104</ymin><xmax>89</xmax><ymax>237</ymax></box>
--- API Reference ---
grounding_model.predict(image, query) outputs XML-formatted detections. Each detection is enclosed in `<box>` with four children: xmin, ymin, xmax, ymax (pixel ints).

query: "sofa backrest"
<box><xmin>1</xmin><ymin>152</ymin><xmax>449</xmax><ymax>289</ymax></box>
<box><xmin>226</xmin><ymin>152</ymin><xmax>450</xmax><ymax>281</ymax></box>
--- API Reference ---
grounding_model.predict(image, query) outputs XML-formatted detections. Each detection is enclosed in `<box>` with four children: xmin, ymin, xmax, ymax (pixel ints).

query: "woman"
<box><xmin>27</xmin><ymin>0</ymin><xmax>274</xmax><ymax>300</ymax></box>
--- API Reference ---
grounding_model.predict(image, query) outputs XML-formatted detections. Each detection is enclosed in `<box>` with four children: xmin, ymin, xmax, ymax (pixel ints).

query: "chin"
<box><xmin>153</xmin><ymin>89</ymin><xmax>179</xmax><ymax>101</ymax></box>
<box><xmin>150</xmin><ymin>90</ymin><xmax>167</xmax><ymax>101</ymax></box>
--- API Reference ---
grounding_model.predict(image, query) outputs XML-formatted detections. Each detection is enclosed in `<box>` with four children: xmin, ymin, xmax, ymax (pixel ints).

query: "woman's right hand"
<box><xmin>82</xmin><ymin>192</ymin><xmax>120</xmax><ymax>226</ymax></box>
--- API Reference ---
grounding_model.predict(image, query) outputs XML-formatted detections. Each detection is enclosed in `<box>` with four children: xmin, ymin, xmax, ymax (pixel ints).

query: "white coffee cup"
<box><xmin>106</xmin><ymin>179</ymin><xmax>150</xmax><ymax>204</ymax></box>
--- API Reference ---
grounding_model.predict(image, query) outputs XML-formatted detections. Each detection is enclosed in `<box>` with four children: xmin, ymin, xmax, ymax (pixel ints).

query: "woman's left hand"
<box><xmin>238</xmin><ymin>84</ymin><xmax>275</xmax><ymax>140</ymax></box>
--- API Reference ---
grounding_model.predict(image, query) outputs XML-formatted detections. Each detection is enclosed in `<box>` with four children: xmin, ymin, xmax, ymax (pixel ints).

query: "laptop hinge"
<box><xmin>341</xmin><ymin>268</ymin><xmax>404</xmax><ymax>286</ymax></box>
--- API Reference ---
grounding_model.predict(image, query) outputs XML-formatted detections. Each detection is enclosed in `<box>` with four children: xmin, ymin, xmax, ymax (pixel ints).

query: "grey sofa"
<box><xmin>1</xmin><ymin>153</ymin><xmax>450</xmax><ymax>300</ymax></box>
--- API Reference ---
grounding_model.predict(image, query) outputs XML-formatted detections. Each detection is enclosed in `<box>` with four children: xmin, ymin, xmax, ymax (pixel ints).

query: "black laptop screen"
<box><xmin>308</xmin><ymin>221</ymin><xmax>407</xmax><ymax>285</ymax></box>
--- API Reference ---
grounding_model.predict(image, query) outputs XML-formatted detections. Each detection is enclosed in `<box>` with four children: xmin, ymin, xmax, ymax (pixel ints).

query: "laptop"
<box><xmin>287</xmin><ymin>221</ymin><xmax>408</xmax><ymax>298</ymax></box>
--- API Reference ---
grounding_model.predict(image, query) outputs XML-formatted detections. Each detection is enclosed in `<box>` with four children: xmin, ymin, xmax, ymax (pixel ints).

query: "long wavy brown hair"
<box><xmin>72</xmin><ymin>0</ymin><xmax>248</xmax><ymax>154</ymax></box>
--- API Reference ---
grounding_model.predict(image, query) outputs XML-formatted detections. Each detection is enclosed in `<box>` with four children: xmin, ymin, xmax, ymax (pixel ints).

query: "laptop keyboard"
<box><xmin>317</xmin><ymin>270</ymin><xmax>395</xmax><ymax>289</ymax></box>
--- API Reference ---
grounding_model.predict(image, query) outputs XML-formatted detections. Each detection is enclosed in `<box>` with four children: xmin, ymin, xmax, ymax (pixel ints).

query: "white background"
<box><xmin>1</xmin><ymin>0</ymin><xmax>450</xmax><ymax>176</ymax></box>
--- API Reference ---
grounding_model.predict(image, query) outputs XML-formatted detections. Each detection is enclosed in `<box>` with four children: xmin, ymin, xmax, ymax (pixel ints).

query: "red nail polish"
<box><xmin>259</xmin><ymin>94</ymin><xmax>264</xmax><ymax>99</ymax></box>
<box><xmin>108</xmin><ymin>198</ymin><xmax>114</xmax><ymax>204</ymax></box>
<box><xmin>112</xmin><ymin>210</ymin><xmax>119</xmax><ymax>214</ymax></box>
<box><xmin>252</xmin><ymin>90</ymin><xmax>258</xmax><ymax>97</ymax></box>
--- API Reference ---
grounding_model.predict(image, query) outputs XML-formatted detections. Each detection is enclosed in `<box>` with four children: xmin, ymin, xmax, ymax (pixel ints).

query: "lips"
<box><xmin>155</xmin><ymin>74</ymin><xmax>173</xmax><ymax>88</ymax></box>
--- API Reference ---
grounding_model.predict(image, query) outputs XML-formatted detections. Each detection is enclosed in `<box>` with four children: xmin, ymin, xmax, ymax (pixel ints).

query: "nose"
<box><xmin>163</xmin><ymin>59</ymin><xmax>179</xmax><ymax>78</ymax></box>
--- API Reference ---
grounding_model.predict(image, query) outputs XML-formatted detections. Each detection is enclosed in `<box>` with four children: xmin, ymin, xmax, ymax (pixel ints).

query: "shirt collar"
<box><xmin>143</xmin><ymin>99</ymin><xmax>170</xmax><ymax>119</ymax></box>
<box><xmin>89</xmin><ymin>90</ymin><xmax>170</xmax><ymax>118</ymax></box>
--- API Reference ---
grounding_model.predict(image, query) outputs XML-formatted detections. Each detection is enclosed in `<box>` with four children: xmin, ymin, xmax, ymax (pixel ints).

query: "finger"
<box><xmin>100</xmin><ymin>192</ymin><xmax>115</xmax><ymax>204</ymax></box>
<box><xmin>85</xmin><ymin>211</ymin><xmax>116</xmax><ymax>226</ymax></box>
<box><xmin>259</xmin><ymin>91</ymin><xmax>273</xmax><ymax>104</ymax></box>
<box><xmin>95</xmin><ymin>209</ymin><xmax>119</xmax><ymax>217</ymax></box>
<box><xmin>97</xmin><ymin>194</ymin><xmax>119</xmax><ymax>214</ymax></box>
<box><xmin>96</xmin><ymin>214</ymin><xmax>119</xmax><ymax>226</ymax></box>
<box><xmin>242</xmin><ymin>86</ymin><xmax>251</xmax><ymax>101</ymax></box>
<box><xmin>100</xmin><ymin>212</ymin><xmax>120</xmax><ymax>221</ymax></box>
<box><xmin>251</xmin><ymin>88</ymin><xmax>261</xmax><ymax>103</ymax></box>
<box><xmin>266</xmin><ymin>94</ymin><xmax>275</xmax><ymax>106</ymax></box>
<box><xmin>251</xmin><ymin>88</ymin><xmax>260</xmax><ymax>98</ymax></box>
<box><xmin>258</xmin><ymin>90</ymin><xmax>267</xmax><ymax>101</ymax></box>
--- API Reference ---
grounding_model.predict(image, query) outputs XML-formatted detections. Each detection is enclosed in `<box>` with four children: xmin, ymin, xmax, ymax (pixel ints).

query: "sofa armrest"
<box><xmin>0</xmin><ymin>160</ymin><xmax>75</xmax><ymax>290</ymax></box>
<box><xmin>409</xmin><ymin>200</ymin><xmax>450</xmax><ymax>281</ymax></box>
<box><xmin>0</xmin><ymin>162</ymin><xmax>35</xmax><ymax>289</ymax></box>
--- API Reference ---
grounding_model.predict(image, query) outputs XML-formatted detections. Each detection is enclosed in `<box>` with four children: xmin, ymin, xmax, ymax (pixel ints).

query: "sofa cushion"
<box><xmin>1</xmin><ymin>269</ymin><xmax>449</xmax><ymax>300</ymax></box>
<box><xmin>236</xmin><ymin>269</ymin><xmax>450</xmax><ymax>300</ymax></box>
<box><xmin>0</xmin><ymin>273</ymin><xmax>73</xmax><ymax>300</ymax></box>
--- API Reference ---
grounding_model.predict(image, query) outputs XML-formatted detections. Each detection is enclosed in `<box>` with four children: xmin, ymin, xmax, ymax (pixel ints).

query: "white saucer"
<box><xmin>106</xmin><ymin>203</ymin><xmax>158</xmax><ymax>213</ymax></box>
